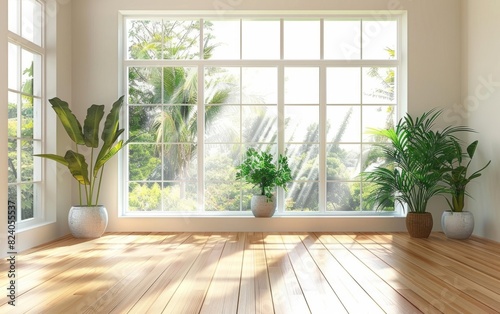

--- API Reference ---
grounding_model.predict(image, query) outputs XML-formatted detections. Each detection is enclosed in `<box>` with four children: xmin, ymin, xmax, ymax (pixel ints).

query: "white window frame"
<box><xmin>7</xmin><ymin>0</ymin><xmax>47</xmax><ymax>229</ymax></box>
<box><xmin>119</xmin><ymin>11</ymin><xmax>407</xmax><ymax>217</ymax></box>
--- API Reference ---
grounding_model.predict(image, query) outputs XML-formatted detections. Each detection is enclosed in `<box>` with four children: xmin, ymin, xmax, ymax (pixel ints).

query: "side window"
<box><xmin>7</xmin><ymin>0</ymin><xmax>44</xmax><ymax>223</ymax></box>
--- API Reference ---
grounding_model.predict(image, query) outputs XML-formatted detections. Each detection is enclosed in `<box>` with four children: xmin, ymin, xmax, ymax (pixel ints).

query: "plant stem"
<box><xmin>89</xmin><ymin>147</ymin><xmax>94</xmax><ymax>205</ymax></box>
<box><xmin>95</xmin><ymin>165</ymin><xmax>105</xmax><ymax>205</ymax></box>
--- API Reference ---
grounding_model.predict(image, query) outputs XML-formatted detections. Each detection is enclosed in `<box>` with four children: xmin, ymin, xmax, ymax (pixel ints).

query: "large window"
<box><xmin>122</xmin><ymin>13</ymin><xmax>403</xmax><ymax>215</ymax></box>
<box><xmin>7</xmin><ymin>0</ymin><xmax>44</xmax><ymax>224</ymax></box>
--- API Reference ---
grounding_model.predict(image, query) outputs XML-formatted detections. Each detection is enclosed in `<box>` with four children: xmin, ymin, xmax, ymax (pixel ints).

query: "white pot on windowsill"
<box><xmin>251</xmin><ymin>195</ymin><xmax>276</xmax><ymax>217</ymax></box>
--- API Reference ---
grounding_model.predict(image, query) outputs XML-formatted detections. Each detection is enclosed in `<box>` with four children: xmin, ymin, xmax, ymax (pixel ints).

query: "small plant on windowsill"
<box><xmin>235</xmin><ymin>148</ymin><xmax>292</xmax><ymax>217</ymax></box>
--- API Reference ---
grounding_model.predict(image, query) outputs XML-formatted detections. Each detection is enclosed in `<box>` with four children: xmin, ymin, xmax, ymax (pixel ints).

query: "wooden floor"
<box><xmin>2</xmin><ymin>232</ymin><xmax>500</xmax><ymax>314</ymax></box>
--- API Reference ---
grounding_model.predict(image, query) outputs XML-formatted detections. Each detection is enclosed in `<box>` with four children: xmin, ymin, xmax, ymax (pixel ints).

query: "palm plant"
<box><xmin>363</xmin><ymin>109</ymin><xmax>472</xmax><ymax>213</ymax></box>
<box><xmin>442</xmin><ymin>139</ymin><xmax>491</xmax><ymax>212</ymax></box>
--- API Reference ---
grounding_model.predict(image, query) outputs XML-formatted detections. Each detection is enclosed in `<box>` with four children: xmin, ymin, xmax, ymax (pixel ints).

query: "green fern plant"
<box><xmin>363</xmin><ymin>109</ymin><xmax>472</xmax><ymax>213</ymax></box>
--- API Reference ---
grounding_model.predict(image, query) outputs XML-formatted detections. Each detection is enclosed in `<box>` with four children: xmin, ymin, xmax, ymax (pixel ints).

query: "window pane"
<box><xmin>205</xmin><ymin>144</ymin><xmax>242</xmax><ymax>211</ymax></box>
<box><xmin>163</xmin><ymin>182</ymin><xmax>197</xmax><ymax>211</ymax></box>
<box><xmin>128</xmin><ymin>182</ymin><xmax>162</xmax><ymax>211</ymax></box>
<box><xmin>163</xmin><ymin>67</ymin><xmax>197</xmax><ymax>104</ymax></box>
<box><xmin>32</xmin><ymin>98</ymin><xmax>41</xmax><ymax>139</ymax></box>
<box><xmin>21</xmin><ymin>0</ymin><xmax>42</xmax><ymax>46</ymax></box>
<box><xmin>8</xmin><ymin>43</ymin><xmax>19</xmax><ymax>91</ymax></box>
<box><xmin>287</xmin><ymin>144</ymin><xmax>319</xmax><ymax>181</ymax></box>
<box><xmin>162</xmin><ymin>143</ymin><xmax>198</xmax><ymax>180</ymax></box>
<box><xmin>326</xmin><ymin>144</ymin><xmax>361</xmax><ymax>180</ymax></box>
<box><xmin>205</xmin><ymin>106</ymin><xmax>240</xmax><ymax>143</ymax></box>
<box><xmin>285</xmin><ymin>67</ymin><xmax>319</xmax><ymax>104</ymax></box>
<box><xmin>286</xmin><ymin>182</ymin><xmax>319</xmax><ymax>212</ymax></box>
<box><xmin>362</xmin><ymin>106</ymin><xmax>396</xmax><ymax>142</ymax></box>
<box><xmin>21</xmin><ymin>49</ymin><xmax>36</xmax><ymax>95</ymax></box>
<box><xmin>21</xmin><ymin>96</ymin><xmax>34</xmax><ymax>138</ymax></box>
<box><xmin>242</xmin><ymin>20</ymin><xmax>280</xmax><ymax>59</ymax></box>
<box><xmin>157</xmin><ymin>105</ymin><xmax>198</xmax><ymax>143</ymax></box>
<box><xmin>205</xmin><ymin>20</ymin><xmax>240</xmax><ymax>59</ymax></box>
<box><xmin>8</xmin><ymin>92</ymin><xmax>18</xmax><ymax>138</ymax></box>
<box><xmin>8</xmin><ymin>0</ymin><xmax>20</xmax><ymax>34</ymax></box>
<box><xmin>127</xmin><ymin>19</ymin><xmax>201</xmax><ymax>60</ymax></box>
<box><xmin>205</xmin><ymin>181</ymin><xmax>245</xmax><ymax>211</ymax></box>
<box><xmin>21</xmin><ymin>140</ymin><xmax>34</xmax><ymax>182</ymax></box>
<box><xmin>162</xmin><ymin>20</ymin><xmax>201</xmax><ymax>59</ymax></box>
<box><xmin>8</xmin><ymin>139</ymin><xmax>18</xmax><ymax>184</ymax></box>
<box><xmin>21</xmin><ymin>183</ymin><xmax>34</xmax><ymax>219</ymax></box>
<box><xmin>128</xmin><ymin>67</ymin><xmax>162</xmax><ymax>104</ymax></box>
<box><xmin>127</xmin><ymin>19</ymin><xmax>163</xmax><ymax>60</ymax></box>
<box><xmin>326</xmin><ymin>181</ymin><xmax>360</xmax><ymax>211</ymax></box>
<box><xmin>326</xmin><ymin>106</ymin><xmax>361</xmax><ymax>143</ymax></box>
<box><xmin>284</xmin><ymin>20</ymin><xmax>320</xmax><ymax>60</ymax></box>
<box><xmin>362</xmin><ymin>20</ymin><xmax>397</xmax><ymax>60</ymax></box>
<box><xmin>129</xmin><ymin>144</ymin><xmax>161</xmax><ymax>181</ymax></box>
<box><xmin>242</xmin><ymin>106</ymin><xmax>277</xmax><ymax>143</ymax></box>
<box><xmin>285</xmin><ymin>106</ymin><xmax>319</xmax><ymax>142</ymax></box>
<box><xmin>324</xmin><ymin>20</ymin><xmax>361</xmax><ymax>60</ymax></box>
<box><xmin>362</xmin><ymin>67</ymin><xmax>396</xmax><ymax>104</ymax></box>
<box><xmin>128</xmin><ymin>106</ymin><xmax>160</xmax><ymax>142</ymax></box>
<box><xmin>205</xmin><ymin>67</ymin><xmax>240</xmax><ymax>104</ymax></box>
<box><xmin>327</xmin><ymin>67</ymin><xmax>361</xmax><ymax>104</ymax></box>
<box><xmin>242</xmin><ymin>67</ymin><xmax>277</xmax><ymax>104</ymax></box>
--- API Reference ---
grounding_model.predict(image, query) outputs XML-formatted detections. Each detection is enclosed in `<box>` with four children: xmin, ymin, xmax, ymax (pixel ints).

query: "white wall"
<box><xmin>65</xmin><ymin>0</ymin><xmax>465</xmax><ymax>234</ymax></box>
<box><xmin>461</xmin><ymin>0</ymin><xmax>500</xmax><ymax>242</ymax></box>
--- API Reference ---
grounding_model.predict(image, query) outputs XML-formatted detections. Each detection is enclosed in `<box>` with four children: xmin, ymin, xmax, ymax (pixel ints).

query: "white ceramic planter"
<box><xmin>251</xmin><ymin>195</ymin><xmax>276</xmax><ymax>217</ymax></box>
<box><xmin>441</xmin><ymin>211</ymin><xmax>474</xmax><ymax>240</ymax></box>
<box><xmin>68</xmin><ymin>205</ymin><xmax>108</xmax><ymax>238</ymax></box>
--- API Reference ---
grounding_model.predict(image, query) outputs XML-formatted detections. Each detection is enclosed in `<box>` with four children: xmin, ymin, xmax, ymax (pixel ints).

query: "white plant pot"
<box><xmin>441</xmin><ymin>210</ymin><xmax>474</xmax><ymax>240</ymax></box>
<box><xmin>68</xmin><ymin>205</ymin><xmax>108</xmax><ymax>238</ymax></box>
<box><xmin>251</xmin><ymin>195</ymin><xmax>276</xmax><ymax>217</ymax></box>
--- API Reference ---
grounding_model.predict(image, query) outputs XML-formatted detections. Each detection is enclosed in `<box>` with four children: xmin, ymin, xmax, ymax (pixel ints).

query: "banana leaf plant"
<box><xmin>442</xmin><ymin>139</ymin><xmax>491</xmax><ymax>212</ymax></box>
<box><xmin>36</xmin><ymin>96</ymin><xmax>132</xmax><ymax>206</ymax></box>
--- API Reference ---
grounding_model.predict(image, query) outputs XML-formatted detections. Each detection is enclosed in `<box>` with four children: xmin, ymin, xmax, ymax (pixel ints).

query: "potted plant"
<box><xmin>235</xmin><ymin>147</ymin><xmax>292</xmax><ymax>217</ymax></box>
<box><xmin>441</xmin><ymin>139</ymin><xmax>490</xmax><ymax>239</ymax></box>
<box><xmin>363</xmin><ymin>109</ymin><xmax>471</xmax><ymax>238</ymax></box>
<box><xmin>36</xmin><ymin>96</ymin><xmax>131</xmax><ymax>238</ymax></box>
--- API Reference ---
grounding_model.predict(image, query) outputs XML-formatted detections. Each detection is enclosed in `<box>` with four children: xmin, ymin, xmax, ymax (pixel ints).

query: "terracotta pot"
<box><xmin>406</xmin><ymin>212</ymin><xmax>433</xmax><ymax>238</ymax></box>
<box><xmin>251</xmin><ymin>195</ymin><xmax>276</xmax><ymax>217</ymax></box>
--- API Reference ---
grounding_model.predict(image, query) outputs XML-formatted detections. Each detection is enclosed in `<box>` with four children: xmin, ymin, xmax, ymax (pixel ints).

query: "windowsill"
<box><xmin>120</xmin><ymin>211</ymin><xmax>405</xmax><ymax>218</ymax></box>
<box><xmin>113</xmin><ymin>213</ymin><xmax>407</xmax><ymax>233</ymax></box>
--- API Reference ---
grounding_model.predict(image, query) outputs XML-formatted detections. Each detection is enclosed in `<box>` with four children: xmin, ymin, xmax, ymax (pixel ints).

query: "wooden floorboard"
<box><xmin>1</xmin><ymin>232</ymin><xmax>500</xmax><ymax>313</ymax></box>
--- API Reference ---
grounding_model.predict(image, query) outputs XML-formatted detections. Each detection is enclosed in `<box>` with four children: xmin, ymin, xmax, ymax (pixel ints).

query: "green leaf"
<box><xmin>64</xmin><ymin>150</ymin><xmax>90</xmax><ymax>185</ymax></box>
<box><xmin>34</xmin><ymin>154</ymin><xmax>69</xmax><ymax>167</ymax></box>
<box><xmin>49</xmin><ymin>97</ymin><xmax>85</xmax><ymax>145</ymax></box>
<box><xmin>83</xmin><ymin>104</ymin><xmax>105</xmax><ymax>148</ymax></box>
<box><xmin>94</xmin><ymin>140</ymin><xmax>123</xmax><ymax>177</ymax></box>
<box><xmin>96</xmin><ymin>96</ymin><xmax>124</xmax><ymax>165</ymax></box>
<box><xmin>466</xmin><ymin>140</ymin><xmax>478</xmax><ymax>159</ymax></box>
